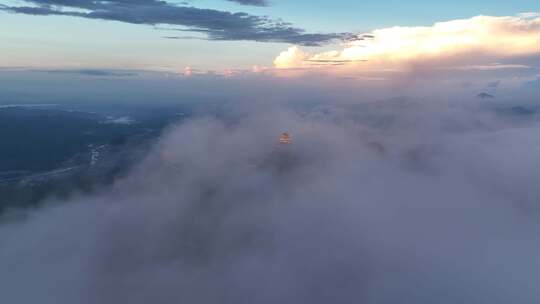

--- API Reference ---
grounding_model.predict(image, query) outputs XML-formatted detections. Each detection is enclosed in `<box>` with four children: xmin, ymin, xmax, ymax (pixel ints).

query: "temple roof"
<box><xmin>279</xmin><ymin>132</ymin><xmax>292</xmax><ymax>144</ymax></box>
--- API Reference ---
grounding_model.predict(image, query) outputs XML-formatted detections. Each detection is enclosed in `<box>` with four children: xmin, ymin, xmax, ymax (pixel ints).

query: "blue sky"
<box><xmin>211</xmin><ymin>0</ymin><xmax>540</xmax><ymax>31</ymax></box>
<box><xmin>1</xmin><ymin>0</ymin><xmax>540</xmax><ymax>71</ymax></box>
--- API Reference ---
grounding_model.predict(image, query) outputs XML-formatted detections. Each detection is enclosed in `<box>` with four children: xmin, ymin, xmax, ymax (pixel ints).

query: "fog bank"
<box><xmin>1</xmin><ymin>99</ymin><xmax>540</xmax><ymax>303</ymax></box>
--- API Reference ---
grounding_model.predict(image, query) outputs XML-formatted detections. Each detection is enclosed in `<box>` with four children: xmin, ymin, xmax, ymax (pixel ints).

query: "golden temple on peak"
<box><xmin>279</xmin><ymin>132</ymin><xmax>292</xmax><ymax>144</ymax></box>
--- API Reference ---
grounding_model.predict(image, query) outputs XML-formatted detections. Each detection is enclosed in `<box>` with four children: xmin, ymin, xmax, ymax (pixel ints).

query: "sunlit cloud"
<box><xmin>251</xmin><ymin>65</ymin><xmax>269</xmax><ymax>74</ymax></box>
<box><xmin>223</xmin><ymin>69</ymin><xmax>235</xmax><ymax>77</ymax></box>
<box><xmin>448</xmin><ymin>63</ymin><xmax>531</xmax><ymax>71</ymax></box>
<box><xmin>183</xmin><ymin>66</ymin><xmax>193</xmax><ymax>77</ymax></box>
<box><xmin>274</xmin><ymin>14</ymin><xmax>540</xmax><ymax>72</ymax></box>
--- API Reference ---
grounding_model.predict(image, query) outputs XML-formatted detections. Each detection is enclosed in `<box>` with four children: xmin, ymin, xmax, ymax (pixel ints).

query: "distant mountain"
<box><xmin>477</xmin><ymin>92</ymin><xmax>494</xmax><ymax>99</ymax></box>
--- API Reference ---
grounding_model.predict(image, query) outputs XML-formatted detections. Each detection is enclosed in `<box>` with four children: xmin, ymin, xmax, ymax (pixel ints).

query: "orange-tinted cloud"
<box><xmin>183</xmin><ymin>66</ymin><xmax>193</xmax><ymax>77</ymax></box>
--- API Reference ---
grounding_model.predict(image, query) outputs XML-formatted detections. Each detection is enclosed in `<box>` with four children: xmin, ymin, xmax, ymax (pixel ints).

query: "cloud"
<box><xmin>450</xmin><ymin>64</ymin><xmax>531</xmax><ymax>71</ymax></box>
<box><xmin>183</xmin><ymin>66</ymin><xmax>194</xmax><ymax>77</ymax></box>
<box><xmin>101</xmin><ymin>116</ymin><xmax>137</xmax><ymax>125</ymax></box>
<box><xmin>477</xmin><ymin>92</ymin><xmax>494</xmax><ymax>99</ymax></box>
<box><xmin>274</xmin><ymin>14</ymin><xmax>540</xmax><ymax>69</ymax></box>
<box><xmin>226</xmin><ymin>0</ymin><xmax>268</xmax><ymax>7</ymax></box>
<box><xmin>487</xmin><ymin>80</ymin><xmax>501</xmax><ymax>88</ymax></box>
<box><xmin>0</xmin><ymin>0</ymin><xmax>346</xmax><ymax>45</ymax></box>
<box><xmin>33</xmin><ymin>69</ymin><xmax>139</xmax><ymax>77</ymax></box>
<box><xmin>0</xmin><ymin>104</ymin><xmax>59</xmax><ymax>109</ymax></box>
<box><xmin>2</xmin><ymin>97</ymin><xmax>540</xmax><ymax>303</ymax></box>
<box><xmin>273</xmin><ymin>46</ymin><xmax>313</xmax><ymax>68</ymax></box>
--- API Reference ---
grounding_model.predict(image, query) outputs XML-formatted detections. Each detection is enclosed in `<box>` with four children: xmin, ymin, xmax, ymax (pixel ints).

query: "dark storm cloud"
<box><xmin>0</xmin><ymin>0</ymin><xmax>346</xmax><ymax>45</ymax></box>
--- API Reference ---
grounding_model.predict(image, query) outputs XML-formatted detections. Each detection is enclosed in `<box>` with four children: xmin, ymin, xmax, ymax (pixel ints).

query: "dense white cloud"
<box><xmin>274</xmin><ymin>14</ymin><xmax>540</xmax><ymax>71</ymax></box>
<box><xmin>2</xmin><ymin>97</ymin><xmax>540</xmax><ymax>303</ymax></box>
<box><xmin>273</xmin><ymin>46</ymin><xmax>313</xmax><ymax>69</ymax></box>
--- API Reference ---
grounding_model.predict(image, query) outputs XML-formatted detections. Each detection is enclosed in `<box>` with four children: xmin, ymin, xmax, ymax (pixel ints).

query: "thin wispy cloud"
<box><xmin>32</xmin><ymin>69</ymin><xmax>139</xmax><ymax>77</ymax></box>
<box><xmin>226</xmin><ymin>0</ymin><xmax>268</xmax><ymax>6</ymax></box>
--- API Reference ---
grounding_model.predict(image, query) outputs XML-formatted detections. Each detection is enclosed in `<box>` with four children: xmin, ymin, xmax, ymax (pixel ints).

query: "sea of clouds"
<box><xmin>1</xmin><ymin>97</ymin><xmax>540</xmax><ymax>303</ymax></box>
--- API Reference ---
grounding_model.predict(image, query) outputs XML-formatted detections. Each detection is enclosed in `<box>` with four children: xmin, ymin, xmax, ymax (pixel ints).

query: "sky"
<box><xmin>1</xmin><ymin>0</ymin><xmax>540</xmax><ymax>72</ymax></box>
